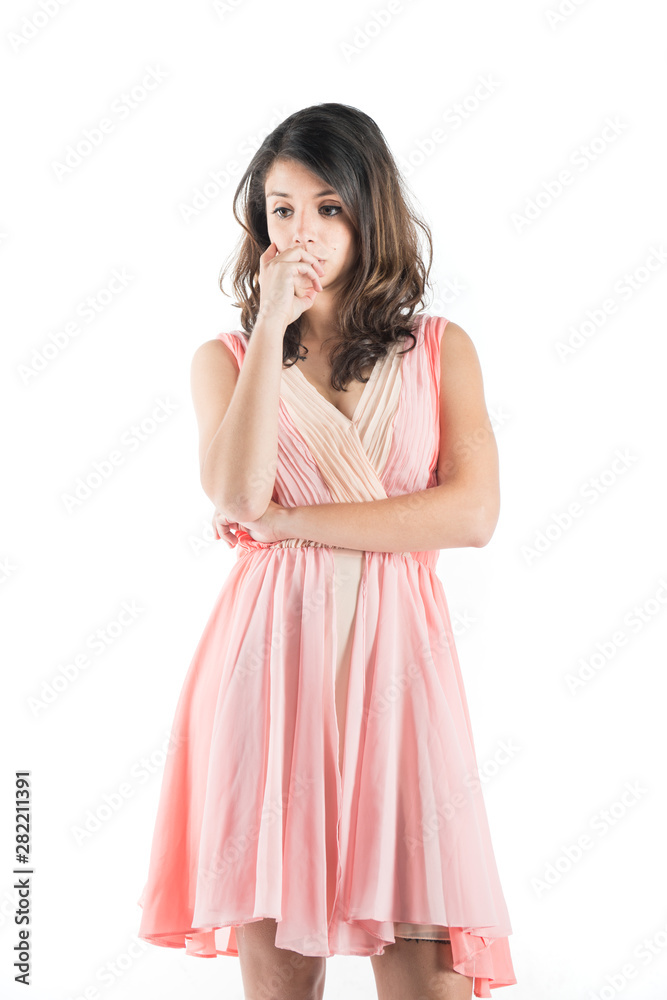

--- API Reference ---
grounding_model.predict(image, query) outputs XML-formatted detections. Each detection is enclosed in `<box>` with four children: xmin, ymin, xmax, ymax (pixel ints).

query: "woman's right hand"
<box><xmin>257</xmin><ymin>242</ymin><xmax>325</xmax><ymax>327</ymax></box>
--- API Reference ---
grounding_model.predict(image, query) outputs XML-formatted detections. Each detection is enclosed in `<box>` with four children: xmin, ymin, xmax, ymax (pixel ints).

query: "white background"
<box><xmin>2</xmin><ymin>0</ymin><xmax>666</xmax><ymax>997</ymax></box>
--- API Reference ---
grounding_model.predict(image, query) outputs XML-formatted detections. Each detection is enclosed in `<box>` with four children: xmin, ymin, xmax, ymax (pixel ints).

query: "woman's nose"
<box><xmin>291</xmin><ymin>227</ymin><xmax>318</xmax><ymax>246</ymax></box>
<box><xmin>289</xmin><ymin>211</ymin><xmax>321</xmax><ymax>245</ymax></box>
<box><xmin>293</xmin><ymin>237</ymin><xmax>316</xmax><ymax>251</ymax></box>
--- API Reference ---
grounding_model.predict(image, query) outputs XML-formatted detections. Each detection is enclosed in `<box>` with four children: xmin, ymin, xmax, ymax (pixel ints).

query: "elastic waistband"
<box><xmin>235</xmin><ymin>531</ymin><xmax>358</xmax><ymax>553</ymax></box>
<box><xmin>234</xmin><ymin>530</ymin><xmax>438</xmax><ymax>570</ymax></box>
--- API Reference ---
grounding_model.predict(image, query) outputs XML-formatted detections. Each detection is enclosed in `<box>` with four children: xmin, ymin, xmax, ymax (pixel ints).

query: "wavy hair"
<box><xmin>218</xmin><ymin>102</ymin><xmax>434</xmax><ymax>392</ymax></box>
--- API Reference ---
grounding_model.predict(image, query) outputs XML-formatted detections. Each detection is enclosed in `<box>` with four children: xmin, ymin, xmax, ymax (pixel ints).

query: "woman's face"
<box><xmin>264</xmin><ymin>158</ymin><xmax>358</xmax><ymax>297</ymax></box>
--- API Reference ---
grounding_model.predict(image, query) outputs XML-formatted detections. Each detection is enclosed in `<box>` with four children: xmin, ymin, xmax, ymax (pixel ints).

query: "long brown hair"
<box><xmin>218</xmin><ymin>102</ymin><xmax>434</xmax><ymax>392</ymax></box>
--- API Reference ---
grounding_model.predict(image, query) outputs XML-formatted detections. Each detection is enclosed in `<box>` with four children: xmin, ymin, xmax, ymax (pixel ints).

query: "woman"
<box><xmin>137</xmin><ymin>103</ymin><xmax>517</xmax><ymax>1000</ymax></box>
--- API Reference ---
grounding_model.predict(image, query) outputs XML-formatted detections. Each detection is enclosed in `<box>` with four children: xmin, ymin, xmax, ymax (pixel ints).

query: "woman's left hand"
<box><xmin>212</xmin><ymin>500</ymin><xmax>289</xmax><ymax>547</ymax></box>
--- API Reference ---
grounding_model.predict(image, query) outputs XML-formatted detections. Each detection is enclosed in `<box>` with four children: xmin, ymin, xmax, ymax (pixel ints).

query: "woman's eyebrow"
<box><xmin>266</xmin><ymin>189</ymin><xmax>338</xmax><ymax>198</ymax></box>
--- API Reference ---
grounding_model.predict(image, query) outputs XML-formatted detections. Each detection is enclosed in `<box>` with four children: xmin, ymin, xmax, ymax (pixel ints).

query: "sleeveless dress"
<box><xmin>136</xmin><ymin>313</ymin><xmax>517</xmax><ymax>997</ymax></box>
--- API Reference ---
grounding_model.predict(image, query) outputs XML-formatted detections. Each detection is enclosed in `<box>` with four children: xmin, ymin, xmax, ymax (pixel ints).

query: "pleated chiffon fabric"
<box><xmin>136</xmin><ymin>314</ymin><xmax>517</xmax><ymax>997</ymax></box>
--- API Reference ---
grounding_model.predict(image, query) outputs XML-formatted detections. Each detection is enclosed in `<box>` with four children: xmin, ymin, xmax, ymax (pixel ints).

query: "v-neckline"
<box><xmin>290</xmin><ymin>351</ymin><xmax>385</xmax><ymax>425</ymax></box>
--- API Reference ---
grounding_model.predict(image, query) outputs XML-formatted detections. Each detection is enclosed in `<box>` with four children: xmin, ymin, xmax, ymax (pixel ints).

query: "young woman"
<box><xmin>137</xmin><ymin>103</ymin><xmax>517</xmax><ymax>1000</ymax></box>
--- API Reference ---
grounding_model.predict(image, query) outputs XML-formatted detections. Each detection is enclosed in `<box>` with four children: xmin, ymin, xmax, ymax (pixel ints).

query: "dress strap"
<box><xmin>216</xmin><ymin>330</ymin><xmax>248</xmax><ymax>370</ymax></box>
<box><xmin>421</xmin><ymin>315</ymin><xmax>448</xmax><ymax>398</ymax></box>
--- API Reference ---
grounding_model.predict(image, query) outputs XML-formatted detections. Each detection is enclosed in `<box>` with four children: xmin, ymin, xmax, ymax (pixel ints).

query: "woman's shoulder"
<box><xmin>430</xmin><ymin>317</ymin><xmax>485</xmax><ymax>393</ymax></box>
<box><xmin>416</xmin><ymin>314</ymin><xmax>481</xmax><ymax>387</ymax></box>
<box><xmin>215</xmin><ymin>329</ymin><xmax>248</xmax><ymax>352</ymax></box>
<box><xmin>191</xmin><ymin>331</ymin><xmax>247</xmax><ymax>374</ymax></box>
<box><xmin>418</xmin><ymin>313</ymin><xmax>472</xmax><ymax>348</ymax></box>
<box><xmin>411</xmin><ymin>312</ymin><xmax>450</xmax><ymax>353</ymax></box>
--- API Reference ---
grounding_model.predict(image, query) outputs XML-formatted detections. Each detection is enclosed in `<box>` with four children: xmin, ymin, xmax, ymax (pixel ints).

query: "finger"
<box><xmin>293</xmin><ymin>264</ymin><xmax>323</xmax><ymax>293</ymax></box>
<box><xmin>275</xmin><ymin>251</ymin><xmax>324</xmax><ymax>283</ymax></box>
<box><xmin>261</xmin><ymin>241</ymin><xmax>279</xmax><ymax>260</ymax></box>
<box><xmin>219</xmin><ymin>526</ymin><xmax>232</xmax><ymax>547</ymax></box>
<box><xmin>279</xmin><ymin>245</ymin><xmax>325</xmax><ymax>267</ymax></box>
<box><xmin>213</xmin><ymin>512</ymin><xmax>235</xmax><ymax>540</ymax></box>
<box><xmin>293</xmin><ymin>261</ymin><xmax>323</xmax><ymax>281</ymax></box>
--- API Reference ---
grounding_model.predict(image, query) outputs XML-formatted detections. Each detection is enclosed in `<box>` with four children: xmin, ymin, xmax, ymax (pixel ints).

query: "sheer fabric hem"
<box><xmin>136</xmin><ymin>901</ymin><xmax>516</xmax><ymax>997</ymax></box>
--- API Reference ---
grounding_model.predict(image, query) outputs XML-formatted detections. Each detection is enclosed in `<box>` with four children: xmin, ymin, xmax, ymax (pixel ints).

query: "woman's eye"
<box><xmin>271</xmin><ymin>205</ymin><xmax>342</xmax><ymax>219</ymax></box>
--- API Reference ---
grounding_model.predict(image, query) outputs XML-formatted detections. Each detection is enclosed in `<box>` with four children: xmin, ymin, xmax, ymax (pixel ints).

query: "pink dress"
<box><xmin>136</xmin><ymin>313</ymin><xmax>517</xmax><ymax>997</ymax></box>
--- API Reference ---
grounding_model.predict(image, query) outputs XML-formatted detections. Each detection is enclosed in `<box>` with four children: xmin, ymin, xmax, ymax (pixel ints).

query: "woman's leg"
<box><xmin>370</xmin><ymin>937</ymin><xmax>473</xmax><ymax>1000</ymax></box>
<box><xmin>236</xmin><ymin>918</ymin><xmax>326</xmax><ymax>1000</ymax></box>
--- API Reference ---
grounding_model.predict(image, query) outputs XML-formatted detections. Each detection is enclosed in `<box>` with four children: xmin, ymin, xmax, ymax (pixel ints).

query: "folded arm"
<box><xmin>280</xmin><ymin>482</ymin><xmax>481</xmax><ymax>553</ymax></box>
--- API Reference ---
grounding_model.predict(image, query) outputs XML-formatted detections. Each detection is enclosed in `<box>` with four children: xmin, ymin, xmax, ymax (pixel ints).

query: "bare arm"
<box><xmin>279</xmin><ymin>321</ymin><xmax>500</xmax><ymax>552</ymax></box>
<box><xmin>192</xmin><ymin>241</ymin><xmax>325</xmax><ymax>522</ymax></box>
<box><xmin>191</xmin><ymin>314</ymin><xmax>287</xmax><ymax>522</ymax></box>
<box><xmin>279</xmin><ymin>483</ymin><xmax>475</xmax><ymax>553</ymax></box>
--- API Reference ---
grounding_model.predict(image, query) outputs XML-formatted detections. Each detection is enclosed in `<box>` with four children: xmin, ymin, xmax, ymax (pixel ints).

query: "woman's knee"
<box><xmin>237</xmin><ymin>920</ymin><xmax>326</xmax><ymax>1000</ymax></box>
<box><xmin>242</xmin><ymin>960</ymin><xmax>325</xmax><ymax>1000</ymax></box>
